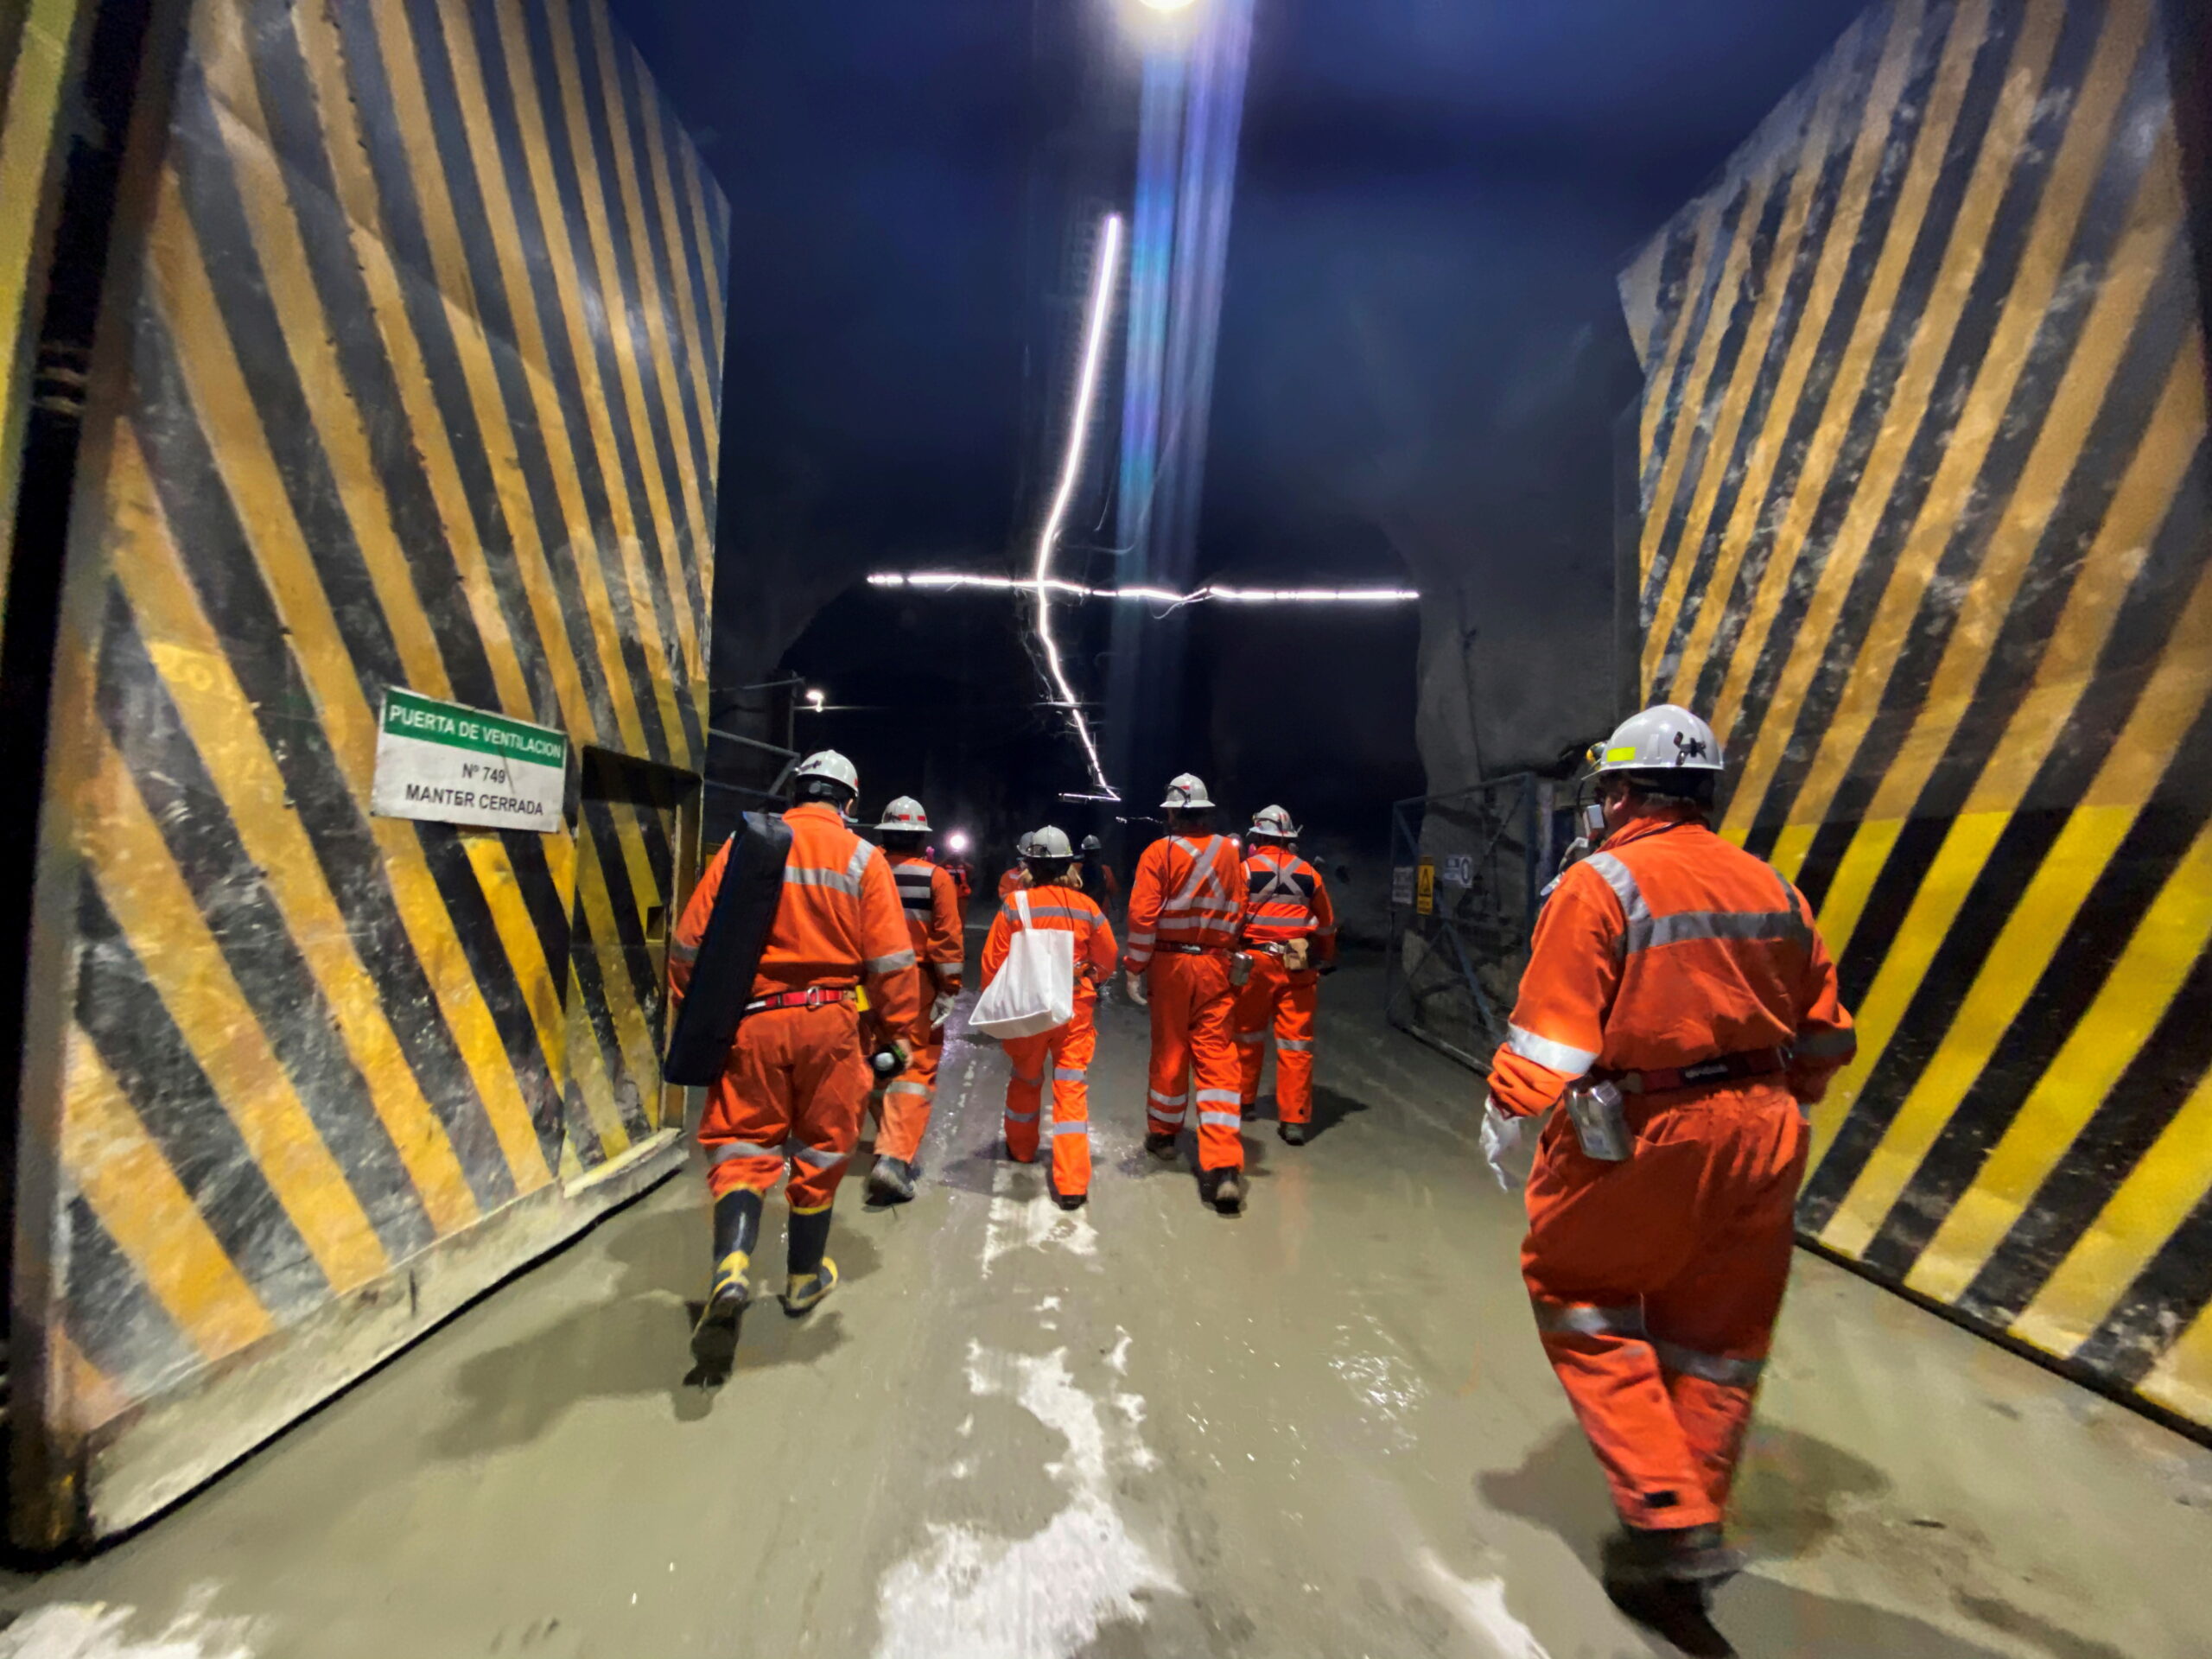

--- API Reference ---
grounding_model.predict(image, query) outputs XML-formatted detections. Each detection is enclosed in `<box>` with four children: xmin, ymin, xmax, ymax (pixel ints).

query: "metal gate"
<box><xmin>1385</xmin><ymin>773</ymin><xmax>1570</xmax><ymax>1072</ymax></box>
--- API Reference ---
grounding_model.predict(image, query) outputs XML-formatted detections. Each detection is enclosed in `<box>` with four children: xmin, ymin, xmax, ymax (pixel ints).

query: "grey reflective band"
<box><xmin>1054</xmin><ymin>1067</ymin><xmax>1088</xmax><ymax>1083</ymax></box>
<box><xmin>1235</xmin><ymin>1032</ymin><xmax>1267</xmax><ymax>1046</ymax></box>
<box><xmin>704</xmin><ymin>1141</ymin><xmax>781</xmax><ymax>1165</ymax></box>
<box><xmin>785</xmin><ymin>866</ymin><xmax>861</xmax><ymax>896</ymax></box>
<box><xmin>669</xmin><ymin>939</ymin><xmax>699</xmax><ymax>963</ymax></box>
<box><xmin>1316</xmin><ymin>925</ymin><xmax>1338</xmax><ymax>937</ymax></box>
<box><xmin>1583</xmin><ymin>853</ymin><xmax>1809</xmax><ymax>957</ymax></box>
<box><xmin>791</xmin><ymin>1145</ymin><xmax>849</xmax><ymax>1170</ymax></box>
<box><xmin>1149</xmin><ymin>1088</ymin><xmax>1184</xmax><ymax>1106</ymax></box>
<box><xmin>1045</xmin><ymin>1121</ymin><xmax>1091</xmax><ymax>1140</ymax></box>
<box><xmin>1793</xmin><ymin>1027</ymin><xmax>1857</xmax><ymax>1058</ymax></box>
<box><xmin>1654</xmin><ymin>1340</ymin><xmax>1764</xmax><ymax>1389</ymax></box>
<box><xmin>1128</xmin><ymin>932</ymin><xmax>1155</xmax><ymax>947</ymax></box>
<box><xmin>1147</xmin><ymin>1106</ymin><xmax>1185</xmax><ymax>1123</ymax></box>
<box><xmin>1195</xmin><ymin>1089</ymin><xmax>1241</xmax><ymax>1106</ymax></box>
<box><xmin>1277</xmin><ymin>1038</ymin><xmax>1313</xmax><ymax>1053</ymax></box>
<box><xmin>1508</xmin><ymin>1021</ymin><xmax>1599</xmax><ymax>1077</ymax></box>
<box><xmin>1532</xmin><ymin>1301</ymin><xmax>1647</xmax><ymax>1338</ymax></box>
<box><xmin>847</xmin><ymin>841</ymin><xmax>877</xmax><ymax>886</ymax></box>
<box><xmin>1012</xmin><ymin>1070</ymin><xmax>1043</xmax><ymax>1087</ymax></box>
<box><xmin>863</xmin><ymin>949</ymin><xmax>918</xmax><ymax>974</ymax></box>
<box><xmin>887</xmin><ymin>1081</ymin><xmax>931</xmax><ymax>1100</ymax></box>
<box><xmin>1198</xmin><ymin>1110</ymin><xmax>1243</xmax><ymax>1129</ymax></box>
<box><xmin>1004</xmin><ymin>905</ymin><xmax>1094</xmax><ymax>924</ymax></box>
<box><xmin>1005</xmin><ymin>1109</ymin><xmax>1040</xmax><ymax>1124</ymax></box>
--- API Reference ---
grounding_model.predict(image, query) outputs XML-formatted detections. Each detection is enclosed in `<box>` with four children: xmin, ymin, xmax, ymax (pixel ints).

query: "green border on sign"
<box><xmin>380</xmin><ymin>688</ymin><xmax>569</xmax><ymax>766</ymax></box>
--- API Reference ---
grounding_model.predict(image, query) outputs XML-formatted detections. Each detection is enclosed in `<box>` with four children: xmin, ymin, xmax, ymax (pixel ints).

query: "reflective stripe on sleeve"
<box><xmin>864</xmin><ymin>949</ymin><xmax>918</xmax><ymax>974</ymax></box>
<box><xmin>1792</xmin><ymin>1027</ymin><xmax>1858</xmax><ymax>1059</ymax></box>
<box><xmin>1531</xmin><ymin>1301</ymin><xmax>1647</xmax><ymax>1338</ymax></box>
<box><xmin>887</xmin><ymin>1081</ymin><xmax>931</xmax><ymax>1101</ymax></box>
<box><xmin>1654</xmin><ymin>1341</ymin><xmax>1765</xmax><ymax>1389</ymax></box>
<box><xmin>1508</xmin><ymin>1022</ymin><xmax>1598</xmax><ymax>1077</ymax></box>
<box><xmin>846</xmin><ymin>841</ymin><xmax>877</xmax><ymax>886</ymax></box>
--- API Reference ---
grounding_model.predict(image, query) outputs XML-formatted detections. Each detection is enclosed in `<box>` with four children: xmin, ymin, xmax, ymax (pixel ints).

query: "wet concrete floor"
<box><xmin>3</xmin><ymin>960</ymin><xmax>2209</xmax><ymax>1657</ymax></box>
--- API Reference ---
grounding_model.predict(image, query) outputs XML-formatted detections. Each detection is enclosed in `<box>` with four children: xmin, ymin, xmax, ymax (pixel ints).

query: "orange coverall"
<box><xmin>876</xmin><ymin>854</ymin><xmax>966</xmax><ymax>1166</ymax></box>
<box><xmin>982</xmin><ymin>885</ymin><xmax>1118</xmax><ymax>1197</ymax></box>
<box><xmin>1124</xmin><ymin>833</ymin><xmax>1249</xmax><ymax>1171</ymax></box>
<box><xmin>997</xmin><ymin>865</ymin><xmax>1028</xmax><ymax>901</ymax></box>
<box><xmin>1489</xmin><ymin>810</ymin><xmax>1855</xmax><ymax>1534</ymax></box>
<box><xmin>670</xmin><ymin>804</ymin><xmax>923</xmax><ymax>1214</ymax></box>
<box><xmin>1234</xmin><ymin>845</ymin><xmax>1338</xmax><ymax>1124</ymax></box>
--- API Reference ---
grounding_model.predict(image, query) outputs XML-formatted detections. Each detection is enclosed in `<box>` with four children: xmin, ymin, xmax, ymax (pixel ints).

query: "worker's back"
<box><xmin>755</xmin><ymin>803</ymin><xmax>910</xmax><ymax>996</ymax></box>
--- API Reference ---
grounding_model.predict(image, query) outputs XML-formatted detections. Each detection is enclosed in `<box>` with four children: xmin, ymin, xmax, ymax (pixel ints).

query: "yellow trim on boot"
<box><xmin>783</xmin><ymin>1256</ymin><xmax>839</xmax><ymax>1315</ymax></box>
<box><xmin>704</xmin><ymin>1249</ymin><xmax>752</xmax><ymax>1310</ymax></box>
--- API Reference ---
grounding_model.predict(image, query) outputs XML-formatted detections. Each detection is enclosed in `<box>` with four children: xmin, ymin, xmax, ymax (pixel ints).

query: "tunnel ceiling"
<box><xmin>610</xmin><ymin>0</ymin><xmax>1872</xmax><ymax>709</ymax></box>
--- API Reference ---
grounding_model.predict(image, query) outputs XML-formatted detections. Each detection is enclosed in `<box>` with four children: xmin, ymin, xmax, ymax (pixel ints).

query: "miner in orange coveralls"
<box><xmin>866</xmin><ymin>797</ymin><xmax>966</xmax><ymax>1205</ymax></box>
<box><xmin>1233</xmin><ymin>805</ymin><xmax>1337</xmax><ymax>1145</ymax></box>
<box><xmin>980</xmin><ymin>828</ymin><xmax>1117</xmax><ymax>1209</ymax></box>
<box><xmin>1123</xmin><ymin>774</ymin><xmax>1251</xmax><ymax>1213</ymax></box>
<box><xmin>1482</xmin><ymin>706</ymin><xmax>1854</xmax><ymax>1656</ymax></box>
<box><xmin>671</xmin><ymin>751</ymin><xmax>921</xmax><ymax>1369</ymax></box>
<box><xmin>997</xmin><ymin>833</ymin><xmax>1036</xmax><ymax>901</ymax></box>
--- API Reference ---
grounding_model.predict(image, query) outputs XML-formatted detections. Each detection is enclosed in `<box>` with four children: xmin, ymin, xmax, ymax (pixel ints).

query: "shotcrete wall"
<box><xmin>1623</xmin><ymin>0</ymin><xmax>2212</xmax><ymax>1433</ymax></box>
<box><xmin>6</xmin><ymin>0</ymin><xmax>728</xmax><ymax>1544</ymax></box>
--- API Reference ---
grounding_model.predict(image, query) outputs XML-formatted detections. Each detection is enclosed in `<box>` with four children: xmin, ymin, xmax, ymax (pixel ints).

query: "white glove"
<box><xmin>1125</xmin><ymin>969</ymin><xmax>1149</xmax><ymax>1007</ymax></box>
<box><xmin>1480</xmin><ymin>1096</ymin><xmax>1524</xmax><ymax>1192</ymax></box>
<box><xmin>930</xmin><ymin>991</ymin><xmax>956</xmax><ymax>1029</ymax></box>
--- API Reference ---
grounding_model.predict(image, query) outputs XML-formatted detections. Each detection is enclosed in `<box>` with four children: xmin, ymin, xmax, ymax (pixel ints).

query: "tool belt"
<box><xmin>1158</xmin><ymin>942</ymin><xmax>1230</xmax><ymax>957</ymax></box>
<box><xmin>1613</xmin><ymin>1047</ymin><xmax>1784</xmax><ymax>1095</ymax></box>
<box><xmin>1253</xmin><ymin>938</ymin><xmax>1315</xmax><ymax>971</ymax></box>
<box><xmin>744</xmin><ymin>986</ymin><xmax>859</xmax><ymax>1015</ymax></box>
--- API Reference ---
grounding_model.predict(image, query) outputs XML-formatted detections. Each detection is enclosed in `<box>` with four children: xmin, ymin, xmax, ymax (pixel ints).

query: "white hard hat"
<box><xmin>1026</xmin><ymin>826</ymin><xmax>1074</xmax><ymax>860</ymax></box>
<box><xmin>875</xmin><ymin>795</ymin><xmax>931</xmax><ymax>834</ymax></box>
<box><xmin>1014</xmin><ymin>830</ymin><xmax>1039</xmax><ymax>857</ymax></box>
<box><xmin>1160</xmin><ymin>772</ymin><xmax>1214</xmax><ymax>810</ymax></box>
<box><xmin>794</xmin><ymin>749</ymin><xmax>860</xmax><ymax>791</ymax></box>
<box><xmin>1592</xmin><ymin>705</ymin><xmax>1724</xmax><ymax>774</ymax></box>
<box><xmin>1081</xmin><ymin>835</ymin><xmax>1103</xmax><ymax>853</ymax></box>
<box><xmin>1250</xmin><ymin>804</ymin><xmax>1300</xmax><ymax>838</ymax></box>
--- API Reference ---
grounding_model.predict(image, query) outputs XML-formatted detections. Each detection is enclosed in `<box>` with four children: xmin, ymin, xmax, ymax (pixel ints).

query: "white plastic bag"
<box><xmin>969</xmin><ymin>892</ymin><xmax>1076</xmax><ymax>1039</ymax></box>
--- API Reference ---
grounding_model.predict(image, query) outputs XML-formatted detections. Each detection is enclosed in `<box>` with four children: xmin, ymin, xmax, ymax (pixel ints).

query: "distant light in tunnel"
<box><xmin>805</xmin><ymin>687</ymin><xmax>827</xmax><ymax>710</ymax></box>
<box><xmin>1030</xmin><ymin>212</ymin><xmax>1127</xmax><ymax>801</ymax></box>
<box><xmin>868</xmin><ymin>572</ymin><xmax>1420</xmax><ymax>607</ymax></box>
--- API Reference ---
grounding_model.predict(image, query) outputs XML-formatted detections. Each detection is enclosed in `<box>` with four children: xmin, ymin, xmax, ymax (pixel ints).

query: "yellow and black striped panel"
<box><xmin>0</xmin><ymin>0</ymin><xmax>92</xmax><ymax>646</ymax></box>
<box><xmin>34</xmin><ymin>0</ymin><xmax>726</xmax><ymax>1427</ymax></box>
<box><xmin>560</xmin><ymin>747</ymin><xmax>689</xmax><ymax>1173</ymax></box>
<box><xmin>1622</xmin><ymin>0</ymin><xmax>2212</xmax><ymax>1432</ymax></box>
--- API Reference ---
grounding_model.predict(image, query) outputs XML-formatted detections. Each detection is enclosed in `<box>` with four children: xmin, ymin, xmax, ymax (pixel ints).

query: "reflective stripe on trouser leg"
<box><xmin>1001</xmin><ymin>1033</ymin><xmax>1050</xmax><ymax>1163</ymax></box>
<box><xmin>876</xmin><ymin>1034</ymin><xmax>943</xmax><ymax>1165</ymax></box>
<box><xmin>1233</xmin><ymin>959</ymin><xmax>1280</xmax><ymax>1107</ymax></box>
<box><xmin>1527</xmin><ymin>1296</ymin><xmax>1721</xmax><ymax>1531</ymax></box>
<box><xmin>1179</xmin><ymin>953</ymin><xmax>1245</xmax><ymax>1171</ymax></box>
<box><xmin>1274</xmin><ymin>973</ymin><xmax>1318</xmax><ymax>1124</ymax></box>
<box><xmin>785</xmin><ymin>1007</ymin><xmax>871</xmax><ymax>1213</ymax></box>
<box><xmin>1050</xmin><ymin>1018</ymin><xmax>1096</xmax><ymax>1195</ymax></box>
<box><xmin>1146</xmin><ymin>959</ymin><xmax>1195</xmax><ymax>1128</ymax></box>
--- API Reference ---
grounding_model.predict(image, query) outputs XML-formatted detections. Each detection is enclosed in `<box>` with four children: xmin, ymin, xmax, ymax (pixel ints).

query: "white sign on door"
<box><xmin>372</xmin><ymin>689</ymin><xmax>569</xmax><ymax>834</ymax></box>
<box><xmin>1442</xmin><ymin>854</ymin><xmax>1475</xmax><ymax>887</ymax></box>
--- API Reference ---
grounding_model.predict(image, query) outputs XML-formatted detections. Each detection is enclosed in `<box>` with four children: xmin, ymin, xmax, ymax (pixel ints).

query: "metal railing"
<box><xmin>1385</xmin><ymin>772</ymin><xmax>1572</xmax><ymax>1073</ymax></box>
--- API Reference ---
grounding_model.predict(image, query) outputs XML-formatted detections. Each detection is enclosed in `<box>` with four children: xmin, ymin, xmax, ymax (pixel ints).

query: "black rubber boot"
<box><xmin>690</xmin><ymin>1188</ymin><xmax>762</xmax><ymax>1377</ymax></box>
<box><xmin>1600</xmin><ymin>1525</ymin><xmax>1743</xmax><ymax>1657</ymax></box>
<box><xmin>1201</xmin><ymin>1168</ymin><xmax>1244</xmax><ymax>1215</ymax></box>
<box><xmin>783</xmin><ymin>1206</ymin><xmax>839</xmax><ymax>1316</ymax></box>
<box><xmin>1279</xmin><ymin>1122</ymin><xmax>1310</xmax><ymax>1147</ymax></box>
<box><xmin>1144</xmin><ymin>1130</ymin><xmax>1179</xmax><ymax>1160</ymax></box>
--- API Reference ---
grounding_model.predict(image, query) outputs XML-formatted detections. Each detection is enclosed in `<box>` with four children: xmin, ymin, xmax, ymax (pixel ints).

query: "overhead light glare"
<box><xmin>869</xmin><ymin>571</ymin><xmax>1418</xmax><ymax>607</ymax></box>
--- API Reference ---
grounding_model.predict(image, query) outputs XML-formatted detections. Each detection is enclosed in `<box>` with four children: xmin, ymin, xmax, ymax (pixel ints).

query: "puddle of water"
<box><xmin>0</xmin><ymin>1591</ymin><xmax>262</xmax><ymax>1659</ymax></box>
